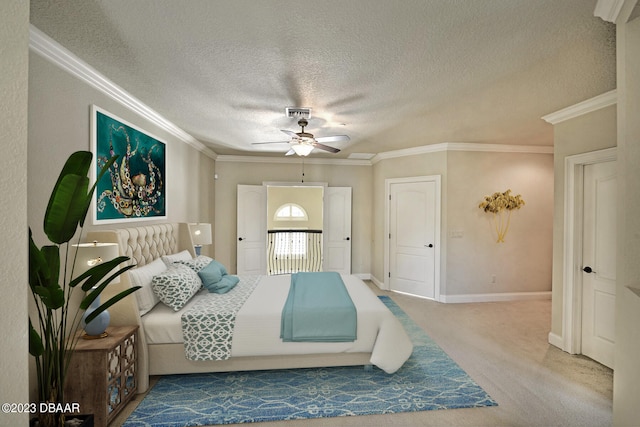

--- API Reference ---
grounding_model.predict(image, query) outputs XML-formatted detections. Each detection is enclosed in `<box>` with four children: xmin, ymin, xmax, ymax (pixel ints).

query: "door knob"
<box><xmin>345</xmin><ymin>237</ymin><xmax>350</xmax><ymax>241</ymax></box>
<box><xmin>582</xmin><ymin>266</ymin><xmax>595</xmax><ymax>274</ymax></box>
<box><xmin>425</xmin><ymin>244</ymin><xmax>433</xmax><ymax>248</ymax></box>
<box><xmin>238</xmin><ymin>237</ymin><xmax>244</xmax><ymax>241</ymax></box>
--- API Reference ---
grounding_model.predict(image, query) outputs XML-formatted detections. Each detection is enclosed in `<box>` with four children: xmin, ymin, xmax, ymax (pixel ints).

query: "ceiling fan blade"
<box><xmin>285</xmin><ymin>148</ymin><xmax>296</xmax><ymax>156</ymax></box>
<box><xmin>252</xmin><ymin>141</ymin><xmax>290</xmax><ymax>145</ymax></box>
<box><xmin>281</xmin><ymin>129</ymin><xmax>299</xmax><ymax>138</ymax></box>
<box><xmin>314</xmin><ymin>135</ymin><xmax>350</xmax><ymax>143</ymax></box>
<box><xmin>312</xmin><ymin>142</ymin><xmax>341</xmax><ymax>153</ymax></box>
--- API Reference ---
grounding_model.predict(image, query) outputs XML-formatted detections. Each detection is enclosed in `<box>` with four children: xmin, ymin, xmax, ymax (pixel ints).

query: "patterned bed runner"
<box><xmin>181</xmin><ymin>275</ymin><xmax>261</xmax><ymax>360</ymax></box>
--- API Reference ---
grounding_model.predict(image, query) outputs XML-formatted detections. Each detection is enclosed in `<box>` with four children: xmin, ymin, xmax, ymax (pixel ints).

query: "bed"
<box><xmin>86</xmin><ymin>223</ymin><xmax>413</xmax><ymax>393</ymax></box>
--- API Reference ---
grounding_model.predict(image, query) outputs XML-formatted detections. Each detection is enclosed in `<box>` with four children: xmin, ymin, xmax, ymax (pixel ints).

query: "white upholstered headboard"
<box><xmin>86</xmin><ymin>222</ymin><xmax>196</xmax><ymax>268</ymax></box>
<box><xmin>84</xmin><ymin>222</ymin><xmax>196</xmax><ymax>392</ymax></box>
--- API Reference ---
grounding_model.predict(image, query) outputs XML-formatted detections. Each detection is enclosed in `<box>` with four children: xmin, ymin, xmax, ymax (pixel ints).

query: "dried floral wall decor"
<box><xmin>478</xmin><ymin>189</ymin><xmax>525</xmax><ymax>243</ymax></box>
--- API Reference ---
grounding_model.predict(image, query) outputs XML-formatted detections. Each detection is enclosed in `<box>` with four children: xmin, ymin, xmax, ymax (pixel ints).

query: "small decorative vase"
<box><xmin>81</xmin><ymin>292</ymin><xmax>110</xmax><ymax>337</ymax></box>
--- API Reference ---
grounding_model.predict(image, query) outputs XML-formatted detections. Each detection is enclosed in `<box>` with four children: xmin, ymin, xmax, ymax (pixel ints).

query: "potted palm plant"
<box><xmin>29</xmin><ymin>151</ymin><xmax>140</xmax><ymax>427</ymax></box>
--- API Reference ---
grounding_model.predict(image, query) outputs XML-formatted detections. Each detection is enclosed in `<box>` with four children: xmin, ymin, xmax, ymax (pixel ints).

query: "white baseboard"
<box><xmin>355</xmin><ymin>273</ymin><xmax>387</xmax><ymax>289</ymax></box>
<box><xmin>439</xmin><ymin>291</ymin><xmax>551</xmax><ymax>304</ymax></box>
<box><xmin>548</xmin><ymin>332</ymin><xmax>564</xmax><ymax>350</ymax></box>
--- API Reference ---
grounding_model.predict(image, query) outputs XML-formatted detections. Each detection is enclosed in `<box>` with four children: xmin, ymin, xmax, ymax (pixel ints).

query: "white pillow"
<box><xmin>173</xmin><ymin>255</ymin><xmax>214</xmax><ymax>272</ymax></box>
<box><xmin>151</xmin><ymin>264</ymin><xmax>202</xmax><ymax>311</ymax></box>
<box><xmin>128</xmin><ymin>258</ymin><xmax>167</xmax><ymax>315</ymax></box>
<box><xmin>161</xmin><ymin>250</ymin><xmax>193</xmax><ymax>267</ymax></box>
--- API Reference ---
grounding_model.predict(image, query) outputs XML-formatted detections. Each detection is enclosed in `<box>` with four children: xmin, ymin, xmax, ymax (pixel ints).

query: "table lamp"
<box><xmin>190</xmin><ymin>223</ymin><xmax>212</xmax><ymax>256</ymax></box>
<box><xmin>73</xmin><ymin>241</ymin><xmax>120</xmax><ymax>338</ymax></box>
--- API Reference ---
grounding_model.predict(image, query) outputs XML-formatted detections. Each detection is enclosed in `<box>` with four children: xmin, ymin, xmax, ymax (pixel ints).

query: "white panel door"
<box><xmin>581</xmin><ymin>161</ymin><xmax>616</xmax><ymax>368</ymax></box>
<box><xmin>323</xmin><ymin>187</ymin><xmax>352</xmax><ymax>274</ymax></box>
<box><xmin>237</xmin><ymin>185</ymin><xmax>267</xmax><ymax>275</ymax></box>
<box><xmin>389</xmin><ymin>181</ymin><xmax>437</xmax><ymax>299</ymax></box>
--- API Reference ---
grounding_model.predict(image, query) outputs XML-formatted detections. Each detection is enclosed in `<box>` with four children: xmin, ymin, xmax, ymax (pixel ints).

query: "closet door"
<box><xmin>323</xmin><ymin>187</ymin><xmax>352</xmax><ymax>274</ymax></box>
<box><xmin>237</xmin><ymin>185</ymin><xmax>267</xmax><ymax>275</ymax></box>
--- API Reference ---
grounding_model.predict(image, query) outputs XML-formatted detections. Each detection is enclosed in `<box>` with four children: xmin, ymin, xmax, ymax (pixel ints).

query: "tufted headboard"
<box><xmin>83</xmin><ymin>222</ymin><xmax>196</xmax><ymax>392</ymax></box>
<box><xmin>87</xmin><ymin>223</ymin><xmax>195</xmax><ymax>268</ymax></box>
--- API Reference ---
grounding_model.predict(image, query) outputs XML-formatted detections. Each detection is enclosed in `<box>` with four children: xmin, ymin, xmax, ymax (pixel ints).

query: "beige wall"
<box><xmin>372</xmin><ymin>149</ymin><xmax>554</xmax><ymax>297</ymax></box>
<box><xmin>446</xmin><ymin>151</ymin><xmax>554</xmax><ymax>296</ymax></box>
<box><xmin>214</xmin><ymin>160</ymin><xmax>373</xmax><ymax>274</ymax></box>
<box><xmin>0</xmin><ymin>2</ymin><xmax>30</xmax><ymax>426</ymax></box>
<box><xmin>27</xmin><ymin>49</ymin><xmax>215</xmax><ymax>400</ymax></box>
<box><xmin>613</xmin><ymin>8</ymin><xmax>640</xmax><ymax>426</ymax></box>
<box><xmin>549</xmin><ymin>105</ymin><xmax>617</xmax><ymax>337</ymax></box>
<box><xmin>28</xmin><ymin>53</ymin><xmax>216</xmax><ymax>245</ymax></box>
<box><xmin>267</xmin><ymin>186</ymin><xmax>324</xmax><ymax>230</ymax></box>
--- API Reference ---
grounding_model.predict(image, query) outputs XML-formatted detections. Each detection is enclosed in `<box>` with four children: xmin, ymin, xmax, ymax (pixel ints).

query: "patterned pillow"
<box><xmin>161</xmin><ymin>250</ymin><xmax>193</xmax><ymax>267</ymax></box>
<box><xmin>174</xmin><ymin>255</ymin><xmax>214</xmax><ymax>272</ymax></box>
<box><xmin>151</xmin><ymin>264</ymin><xmax>202</xmax><ymax>311</ymax></box>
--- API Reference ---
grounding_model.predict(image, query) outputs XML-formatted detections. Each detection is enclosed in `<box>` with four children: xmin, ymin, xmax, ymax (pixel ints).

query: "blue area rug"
<box><xmin>123</xmin><ymin>296</ymin><xmax>496</xmax><ymax>426</ymax></box>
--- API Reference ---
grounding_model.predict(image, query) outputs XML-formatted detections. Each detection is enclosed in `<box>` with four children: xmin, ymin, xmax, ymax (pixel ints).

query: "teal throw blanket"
<box><xmin>281</xmin><ymin>272</ymin><xmax>357</xmax><ymax>342</ymax></box>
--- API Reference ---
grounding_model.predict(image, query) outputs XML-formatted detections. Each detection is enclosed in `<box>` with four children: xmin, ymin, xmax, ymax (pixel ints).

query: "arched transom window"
<box><xmin>274</xmin><ymin>203</ymin><xmax>308</xmax><ymax>221</ymax></box>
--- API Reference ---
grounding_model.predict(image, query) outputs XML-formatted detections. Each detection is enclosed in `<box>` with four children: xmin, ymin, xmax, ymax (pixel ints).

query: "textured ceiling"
<box><xmin>30</xmin><ymin>0</ymin><xmax>616</xmax><ymax>158</ymax></box>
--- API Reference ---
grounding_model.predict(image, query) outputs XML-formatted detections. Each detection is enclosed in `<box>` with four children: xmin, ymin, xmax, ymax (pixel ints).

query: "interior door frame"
<box><xmin>384</xmin><ymin>175</ymin><xmax>441</xmax><ymax>300</ymax></box>
<box><xmin>562</xmin><ymin>147</ymin><xmax>616</xmax><ymax>354</ymax></box>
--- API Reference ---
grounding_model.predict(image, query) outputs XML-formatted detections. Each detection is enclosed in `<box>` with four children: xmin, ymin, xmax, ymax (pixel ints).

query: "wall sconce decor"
<box><xmin>478</xmin><ymin>189</ymin><xmax>525</xmax><ymax>243</ymax></box>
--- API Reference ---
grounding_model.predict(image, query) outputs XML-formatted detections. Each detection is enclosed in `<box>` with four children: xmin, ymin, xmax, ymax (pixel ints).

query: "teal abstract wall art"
<box><xmin>91</xmin><ymin>105</ymin><xmax>167</xmax><ymax>223</ymax></box>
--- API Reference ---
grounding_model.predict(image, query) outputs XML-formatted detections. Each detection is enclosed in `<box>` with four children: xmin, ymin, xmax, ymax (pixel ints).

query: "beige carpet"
<box><xmin>113</xmin><ymin>284</ymin><xmax>613</xmax><ymax>427</ymax></box>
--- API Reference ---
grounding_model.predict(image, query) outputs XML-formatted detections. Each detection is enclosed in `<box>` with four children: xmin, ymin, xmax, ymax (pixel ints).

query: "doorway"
<box><xmin>384</xmin><ymin>176</ymin><xmax>441</xmax><ymax>300</ymax></box>
<box><xmin>562</xmin><ymin>147</ymin><xmax>617</xmax><ymax>368</ymax></box>
<box><xmin>267</xmin><ymin>186</ymin><xmax>324</xmax><ymax>275</ymax></box>
<box><xmin>237</xmin><ymin>183</ymin><xmax>352</xmax><ymax>275</ymax></box>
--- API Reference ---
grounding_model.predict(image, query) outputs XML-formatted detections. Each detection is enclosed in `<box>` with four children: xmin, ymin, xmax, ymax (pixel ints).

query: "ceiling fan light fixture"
<box><xmin>291</xmin><ymin>143</ymin><xmax>314</xmax><ymax>156</ymax></box>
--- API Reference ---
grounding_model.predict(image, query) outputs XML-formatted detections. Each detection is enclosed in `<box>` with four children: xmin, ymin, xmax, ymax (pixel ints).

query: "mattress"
<box><xmin>142</xmin><ymin>274</ymin><xmax>410</xmax><ymax>358</ymax></box>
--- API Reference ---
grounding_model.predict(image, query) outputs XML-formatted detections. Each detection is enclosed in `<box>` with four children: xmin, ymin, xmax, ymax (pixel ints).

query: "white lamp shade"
<box><xmin>72</xmin><ymin>242</ymin><xmax>120</xmax><ymax>283</ymax></box>
<box><xmin>190</xmin><ymin>223</ymin><xmax>212</xmax><ymax>246</ymax></box>
<box><xmin>291</xmin><ymin>143</ymin><xmax>314</xmax><ymax>156</ymax></box>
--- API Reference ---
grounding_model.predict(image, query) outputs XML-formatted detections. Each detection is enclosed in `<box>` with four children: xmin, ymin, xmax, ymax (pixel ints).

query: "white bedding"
<box><xmin>142</xmin><ymin>274</ymin><xmax>413</xmax><ymax>373</ymax></box>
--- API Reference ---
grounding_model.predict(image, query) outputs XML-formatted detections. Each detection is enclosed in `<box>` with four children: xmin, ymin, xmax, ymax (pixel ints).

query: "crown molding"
<box><xmin>215</xmin><ymin>155</ymin><xmax>371</xmax><ymax>166</ymax></box>
<box><xmin>594</xmin><ymin>0</ymin><xmax>628</xmax><ymax>22</ymax></box>
<box><xmin>541</xmin><ymin>90</ymin><xmax>617</xmax><ymax>125</ymax></box>
<box><xmin>29</xmin><ymin>24</ymin><xmax>557</xmax><ymax>164</ymax></box>
<box><xmin>371</xmin><ymin>142</ymin><xmax>553</xmax><ymax>164</ymax></box>
<box><xmin>28</xmin><ymin>25</ymin><xmax>217</xmax><ymax>160</ymax></box>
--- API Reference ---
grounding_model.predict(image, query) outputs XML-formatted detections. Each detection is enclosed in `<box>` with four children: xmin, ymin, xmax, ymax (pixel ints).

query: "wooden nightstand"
<box><xmin>64</xmin><ymin>325</ymin><xmax>138</xmax><ymax>427</ymax></box>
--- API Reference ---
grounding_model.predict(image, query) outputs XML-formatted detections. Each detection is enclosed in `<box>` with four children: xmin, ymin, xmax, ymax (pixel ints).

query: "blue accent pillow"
<box><xmin>211</xmin><ymin>259</ymin><xmax>228</xmax><ymax>276</ymax></box>
<box><xmin>207</xmin><ymin>275</ymin><xmax>240</xmax><ymax>294</ymax></box>
<box><xmin>197</xmin><ymin>260</ymin><xmax>225</xmax><ymax>286</ymax></box>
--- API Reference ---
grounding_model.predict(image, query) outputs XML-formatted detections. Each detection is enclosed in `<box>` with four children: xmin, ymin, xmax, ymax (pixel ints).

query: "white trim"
<box><xmin>372</xmin><ymin>142</ymin><xmax>552</xmax><ymax>164</ymax></box>
<box><xmin>218</xmin><ymin>143</ymin><xmax>552</xmax><ymax>165</ymax></box>
<box><xmin>594</xmin><ymin>0</ymin><xmax>628</xmax><ymax>22</ymax></box>
<box><xmin>384</xmin><ymin>175</ymin><xmax>442</xmax><ymax>301</ymax></box>
<box><xmin>30</xmin><ymin>22</ymin><xmax>560</xmax><ymax>165</ymax></box>
<box><xmin>440</xmin><ymin>291</ymin><xmax>551</xmax><ymax>304</ymax></box>
<box><xmin>548</xmin><ymin>332</ymin><xmax>564</xmax><ymax>349</ymax></box>
<box><xmin>28</xmin><ymin>25</ymin><xmax>217</xmax><ymax>160</ymax></box>
<box><xmin>216</xmin><ymin>155</ymin><xmax>371</xmax><ymax>166</ymax></box>
<box><xmin>562</xmin><ymin>147</ymin><xmax>617</xmax><ymax>354</ymax></box>
<box><xmin>541</xmin><ymin>90</ymin><xmax>617</xmax><ymax>125</ymax></box>
<box><xmin>368</xmin><ymin>274</ymin><xmax>385</xmax><ymax>289</ymax></box>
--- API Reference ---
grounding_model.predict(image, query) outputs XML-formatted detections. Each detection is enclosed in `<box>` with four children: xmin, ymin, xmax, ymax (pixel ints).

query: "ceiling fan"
<box><xmin>253</xmin><ymin>118</ymin><xmax>350</xmax><ymax>156</ymax></box>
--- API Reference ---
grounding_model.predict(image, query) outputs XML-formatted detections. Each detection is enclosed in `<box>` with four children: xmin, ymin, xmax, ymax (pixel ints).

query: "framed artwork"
<box><xmin>91</xmin><ymin>105</ymin><xmax>167</xmax><ymax>223</ymax></box>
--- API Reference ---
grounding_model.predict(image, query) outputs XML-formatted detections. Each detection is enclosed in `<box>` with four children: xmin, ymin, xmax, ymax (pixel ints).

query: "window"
<box><xmin>274</xmin><ymin>203</ymin><xmax>308</xmax><ymax>221</ymax></box>
<box><xmin>273</xmin><ymin>231</ymin><xmax>307</xmax><ymax>257</ymax></box>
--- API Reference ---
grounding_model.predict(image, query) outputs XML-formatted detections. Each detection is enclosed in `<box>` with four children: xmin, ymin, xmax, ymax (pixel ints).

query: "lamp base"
<box><xmin>81</xmin><ymin>331</ymin><xmax>109</xmax><ymax>340</ymax></box>
<box><xmin>195</xmin><ymin>245</ymin><xmax>202</xmax><ymax>256</ymax></box>
<box><xmin>81</xmin><ymin>292</ymin><xmax>110</xmax><ymax>337</ymax></box>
